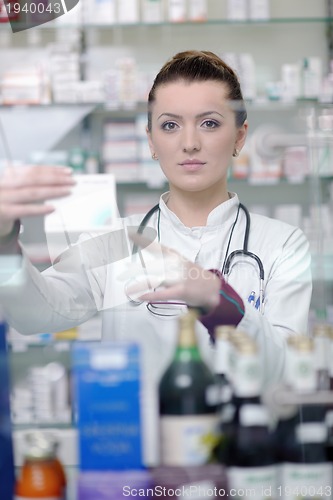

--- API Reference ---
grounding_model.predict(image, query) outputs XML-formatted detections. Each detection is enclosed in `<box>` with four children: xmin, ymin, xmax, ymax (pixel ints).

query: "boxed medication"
<box><xmin>44</xmin><ymin>173</ymin><xmax>118</xmax><ymax>263</ymax></box>
<box><xmin>72</xmin><ymin>341</ymin><xmax>144</xmax><ymax>471</ymax></box>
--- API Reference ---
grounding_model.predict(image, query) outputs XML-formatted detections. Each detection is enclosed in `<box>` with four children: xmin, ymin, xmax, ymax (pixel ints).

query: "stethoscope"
<box><xmin>131</xmin><ymin>201</ymin><xmax>265</xmax><ymax>314</ymax></box>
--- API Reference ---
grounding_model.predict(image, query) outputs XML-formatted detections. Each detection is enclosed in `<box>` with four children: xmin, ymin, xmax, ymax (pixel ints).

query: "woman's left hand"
<box><xmin>122</xmin><ymin>231</ymin><xmax>220</xmax><ymax>313</ymax></box>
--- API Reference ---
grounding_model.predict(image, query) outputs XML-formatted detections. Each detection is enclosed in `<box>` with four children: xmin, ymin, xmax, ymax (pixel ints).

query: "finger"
<box><xmin>0</xmin><ymin>186</ymin><xmax>73</xmax><ymax>204</ymax></box>
<box><xmin>0</xmin><ymin>166</ymin><xmax>75</xmax><ymax>188</ymax></box>
<box><xmin>139</xmin><ymin>283</ymin><xmax>185</xmax><ymax>303</ymax></box>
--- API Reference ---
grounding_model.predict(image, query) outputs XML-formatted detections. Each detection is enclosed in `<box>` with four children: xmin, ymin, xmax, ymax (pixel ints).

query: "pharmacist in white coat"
<box><xmin>0</xmin><ymin>51</ymin><xmax>311</xmax><ymax>464</ymax></box>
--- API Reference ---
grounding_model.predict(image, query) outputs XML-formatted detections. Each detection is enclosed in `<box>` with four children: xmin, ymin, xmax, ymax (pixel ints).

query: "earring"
<box><xmin>152</xmin><ymin>153</ymin><xmax>158</xmax><ymax>160</ymax></box>
<box><xmin>233</xmin><ymin>148</ymin><xmax>240</xmax><ymax>158</ymax></box>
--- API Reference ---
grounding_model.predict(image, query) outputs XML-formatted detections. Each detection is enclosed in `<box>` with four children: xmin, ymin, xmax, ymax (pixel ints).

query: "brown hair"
<box><xmin>147</xmin><ymin>50</ymin><xmax>247</xmax><ymax>131</ymax></box>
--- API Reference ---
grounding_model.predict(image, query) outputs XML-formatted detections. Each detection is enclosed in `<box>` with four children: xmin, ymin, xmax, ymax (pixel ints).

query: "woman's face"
<box><xmin>147</xmin><ymin>79</ymin><xmax>247</xmax><ymax>196</ymax></box>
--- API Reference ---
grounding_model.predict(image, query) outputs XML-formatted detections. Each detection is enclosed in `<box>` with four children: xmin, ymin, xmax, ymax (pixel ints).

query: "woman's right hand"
<box><xmin>0</xmin><ymin>164</ymin><xmax>75</xmax><ymax>237</ymax></box>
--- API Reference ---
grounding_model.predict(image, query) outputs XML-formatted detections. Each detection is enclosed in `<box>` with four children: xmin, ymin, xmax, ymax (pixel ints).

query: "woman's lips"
<box><xmin>179</xmin><ymin>159</ymin><xmax>205</xmax><ymax>172</ymax></box>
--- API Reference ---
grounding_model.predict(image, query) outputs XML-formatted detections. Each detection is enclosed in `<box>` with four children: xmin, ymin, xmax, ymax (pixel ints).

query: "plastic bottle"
<box><xmin>15</xmin><ymin>431</ymin><xmax>65</xmax><ymax>499</ymax></box>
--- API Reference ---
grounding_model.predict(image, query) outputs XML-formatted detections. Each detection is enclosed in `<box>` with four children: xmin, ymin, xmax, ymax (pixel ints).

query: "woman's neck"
<box><xmin>166</xmin><ymin>188</ymin><xmax>230</xmax><ymax>227</ymax></box>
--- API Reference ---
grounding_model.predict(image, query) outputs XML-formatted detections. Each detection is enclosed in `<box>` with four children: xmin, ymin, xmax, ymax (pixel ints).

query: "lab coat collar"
<box><xmin>159</xmin><ymin>191</ymin><xmax>240</xmax><ymax>233</ymax></box>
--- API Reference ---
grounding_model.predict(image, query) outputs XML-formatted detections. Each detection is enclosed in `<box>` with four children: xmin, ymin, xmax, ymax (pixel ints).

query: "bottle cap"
<box><xmin>295</xmin><ymin>337</ymin><xmax>314</xmax><ymax>352</ymax></box>
<box><xmin>229</xmin><ymin>330</ymin><xmax>250</xmax><ymax>346</ymax></box>
<box><xmin>25</xmin><ymin>431</ymin><xmax>58</xmax><ymax>459</ymax></box>
<box><xmin>25</xmin><ymin>437</ymin><xmax>55</xmax><ymax>461</ymax></box>
<box><xmin>215</xmin><ymin>325</ymin><xmax>235</xmax><ymax>341</ymax></box>
<box><xmin>179</xmin><ymin>309</ymin><xmax>198</xmax><ymax>327</ymax></box>
<box><xmin>313</xmin><ymin>323</ymin><xmax>332</xmax><ymax>338</ymax></box>
<box><xmin>235</xmin><ymin>338</ymin><xmax>257</xmax><ymax>354</ymax></box>
<box><xmin>286</xmin><ymin>335</ymin><xmax>304</xmax><ymax>347</ymax></box>
<box><xmin>177</xmin><ymin>309</ymin><xmax>198</xmax><ymax>347</ymax></box>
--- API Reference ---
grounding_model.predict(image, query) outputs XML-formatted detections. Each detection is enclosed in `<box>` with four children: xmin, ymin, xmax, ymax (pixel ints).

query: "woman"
<box><xmin>0</xmin><ymin>50</ymin><xmax>312</xmax><ymax>463</ymax></box>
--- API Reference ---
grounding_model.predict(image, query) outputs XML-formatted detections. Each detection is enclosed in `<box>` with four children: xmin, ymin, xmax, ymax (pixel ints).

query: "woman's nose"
<box><xmin>182</xmin><ymin>128</ymin><xmax>201</xmax><ymax>153</ymax></box>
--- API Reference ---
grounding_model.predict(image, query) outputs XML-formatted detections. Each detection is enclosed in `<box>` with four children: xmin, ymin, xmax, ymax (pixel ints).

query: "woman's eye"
<box><xmin>161</xmin><ymin>121</ymin><xmax>178</xmax><ymax>131</ymax></box>
<box><xmin>202</xmin><ymin>119</ymin><xmax>219</xmax><ymax>129</ymax></box>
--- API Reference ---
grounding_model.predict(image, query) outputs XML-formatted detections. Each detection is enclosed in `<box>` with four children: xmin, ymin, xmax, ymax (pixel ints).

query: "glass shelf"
<box><xmin>1</xmin><ymin>99</ymin><xmax>330</xmax><ymax>113</ymax></box>
<box><xmin>13</xmin><ymin>421</ymin><xmax>75</xmax><ymax>430</ymax></box>
<box><xmin>79</xmin><ymin>17</ymin><xmax>333</xmax><ymax>28</ymax></box>
<box><xmin>2</xmin><ymin>16</ymin><xmax>333</xmax><ymax>31</ymax></box>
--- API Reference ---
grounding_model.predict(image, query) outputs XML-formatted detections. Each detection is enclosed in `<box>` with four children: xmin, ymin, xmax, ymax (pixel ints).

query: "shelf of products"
<box><xmin>5</xmin><ymin>315</ymin><xmax>333</xmax><ymax>499</ymax></box>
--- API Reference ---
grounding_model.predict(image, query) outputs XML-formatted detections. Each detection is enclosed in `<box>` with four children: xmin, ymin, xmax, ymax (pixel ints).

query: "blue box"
<box><xmin>0</xmin><ymin>318</ymin><xmax>15</xmax><ymax>500</ymax></box>
<box><xmin>72</xmin><ymin>341</ymin><xmax>143</xmax><ymax>471</ymax></box>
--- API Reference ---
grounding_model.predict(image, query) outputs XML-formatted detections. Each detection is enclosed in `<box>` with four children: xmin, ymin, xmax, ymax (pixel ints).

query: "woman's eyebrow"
<box><xmin>157</xmin><ymin>112</ymin><xmax>181</xmax><ymax>120</ymax></box>
<box><xmin>157</xmin><ymin>111</ymin><xmax>225</xmax><ymax>120</ymax></box>
<box><xmin>196</xmin><ymin>111</ymin><xmax>225</xmax><ymax>119</ymax></box>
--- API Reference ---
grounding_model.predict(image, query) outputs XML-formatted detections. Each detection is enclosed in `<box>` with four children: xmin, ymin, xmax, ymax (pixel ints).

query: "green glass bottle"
<box><xmin>158</xmin><ymin>309</ymin><xmax>218</xmax><ymax>466</ymax></box>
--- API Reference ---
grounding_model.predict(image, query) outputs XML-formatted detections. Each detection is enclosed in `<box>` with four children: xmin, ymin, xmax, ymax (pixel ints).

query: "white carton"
<box><xmin>44</xmin><ymin>174</ymin><xmax>119</xmax><ymax>262</ymax></box>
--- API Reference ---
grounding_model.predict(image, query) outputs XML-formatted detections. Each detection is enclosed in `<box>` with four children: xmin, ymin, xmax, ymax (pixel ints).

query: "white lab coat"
<box><xmin>0</xmin><ymin>192</ymin><xmax>312</xmax><ymax>465</ymax></box>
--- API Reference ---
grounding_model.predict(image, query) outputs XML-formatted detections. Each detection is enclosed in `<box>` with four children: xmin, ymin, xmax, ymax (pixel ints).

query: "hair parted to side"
<box><xmin>147</xmin><ymin>50</ymin><xmax>247</xmax><ymax>132</ymax></box>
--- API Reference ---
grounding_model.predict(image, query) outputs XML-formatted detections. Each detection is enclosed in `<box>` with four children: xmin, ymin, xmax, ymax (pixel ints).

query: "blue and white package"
<box><xmin>0</xmin><ymin>315</ymin><xmax>15</xmax><ymax>500</ymax></box>
<box><xmin>72</xmin><ymin>341</ymin><xmax>143</xmax><ymax>471</ymax></box>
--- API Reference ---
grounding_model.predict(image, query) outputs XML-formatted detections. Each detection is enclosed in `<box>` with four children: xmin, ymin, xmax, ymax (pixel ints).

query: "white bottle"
<box><xmin>141</xmin><ymin>0</ymin><xmax>163</xmax><ymax>23</ymax></box>
<box><xmin>117</xmin><ymin>0</ymin><xmax>139</xmax><ymax>24</ymax></box>
<box><xmin>227</xmin><ymin>0</ymin><xmax>247</xmax><ymax>21</ymax></box>
<box><xmin>167</xmin><ymin>0</ymin><xmax>186</xmax><ymax>22</ymax></box>
<box><xmin>301</xmin><ymin>57</ymin><xmax>322</xmax><ymax>100</ymax></box>
<box><xmin>188</xmin><ymin>0</ymin><xmax>207</xmax><ymax>22</ymax></box>
<box><xmin>86</xmin><ymin>0</ymin><xmax>116</xmax><ymax>25</ymax></box>
<box><xmin>249</xmin><ymin>0</ymin><xmax>270</xmax><ymax>21</ymax></box>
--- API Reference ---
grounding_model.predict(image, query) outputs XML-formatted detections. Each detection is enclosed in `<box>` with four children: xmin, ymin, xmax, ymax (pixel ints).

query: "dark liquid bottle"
<box><xmin>313</xmin><ymin>323</ymin><xmax>331</xmax><ymax>391</ymax></box>
<box><xmin>279</xmin><ymin>422</ymin><xmax>332</xmax><ymax>500</ymax></box>
<box><xmin>158</xmin><ymin>309</ymin><xmax>218</xmax><ymax>466</ymax></box>
<box><xmin>210</xmin><ymin>325</ymin><xmax>234</xmax><ymax>464</ymax></box>
<box><xmin>213</xmin><ymin>325</ymin><xmax>233</xmax><ymax>408</ymax></box>
<box><xmin>213</xmin><ymin>336</ymin><xmax>263</xmax><ymax>466</ymax></box>
<box><xmin>323</xmin><ymin>324</ymin><xmax>333</xmax><ymax>462</ymax></box>
<box><xmin>275</xmin><ymin>336</ymin><xmax>327</xmax><ymax>466</ymax></box>
<box><xmin>228</xmin><ymin>404</ymin><xmax>277</xmax><ymax>500</ymax></box>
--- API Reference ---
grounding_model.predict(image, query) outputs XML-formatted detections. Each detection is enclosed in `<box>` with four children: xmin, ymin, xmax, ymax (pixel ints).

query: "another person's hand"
<box><xmin>0</xmin><ymin>165</ymin><xmax>75</xmax><ymax>237</ymax></box>
<box><xmin>123</xmin><ymin>232</ymin><xmax>221</xmax><ymax>313</ymax></box>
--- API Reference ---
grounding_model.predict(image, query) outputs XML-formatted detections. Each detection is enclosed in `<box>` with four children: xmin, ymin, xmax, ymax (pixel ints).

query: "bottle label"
<box><xmin>228</xmin><ymin>465</ymin><xmax>277</xmax><ymax>499</ymax></box>
<box><xmin>16</xmin><ymin>497</ymin><xmax>62</xmax><ymax>500</ymax></box>
<box><xmin>233</xmin><ymin>354</ymin><xmax>261</xmax><ymax>397</ymax></box>
<box><xmin>160</xmin><ymin>414</ymin><xmax>218</xmax><ymax>466</ymax></box>
<box><xmin>279</xmin><ymin>463</ymin><xmax>333</xmax><ymax>500</ymax></box>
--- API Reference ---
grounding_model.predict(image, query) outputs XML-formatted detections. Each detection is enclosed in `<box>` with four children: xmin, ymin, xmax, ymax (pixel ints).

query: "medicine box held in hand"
<box><xmin>72</xmin><ymin>341</ymin><xmax>144</xmax><ymax>471</ymax></box>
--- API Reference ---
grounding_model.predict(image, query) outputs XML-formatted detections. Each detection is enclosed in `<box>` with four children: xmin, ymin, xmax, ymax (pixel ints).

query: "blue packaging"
<box><xmin>72</xmin><ymin>341</ymin><xmax>143</xmax><ymax>471</ymax></box>
<box><xmin>0</xmin><ymin>317</ymin><xmax>15</xmax><ymax>500</ymax></box>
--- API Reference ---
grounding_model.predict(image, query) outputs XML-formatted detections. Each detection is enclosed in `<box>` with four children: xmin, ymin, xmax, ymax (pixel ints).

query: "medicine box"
<box><xmin>72</xmin><ymin>341</ymin><xmax>144</xmax><ymax>471</ymax></box>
